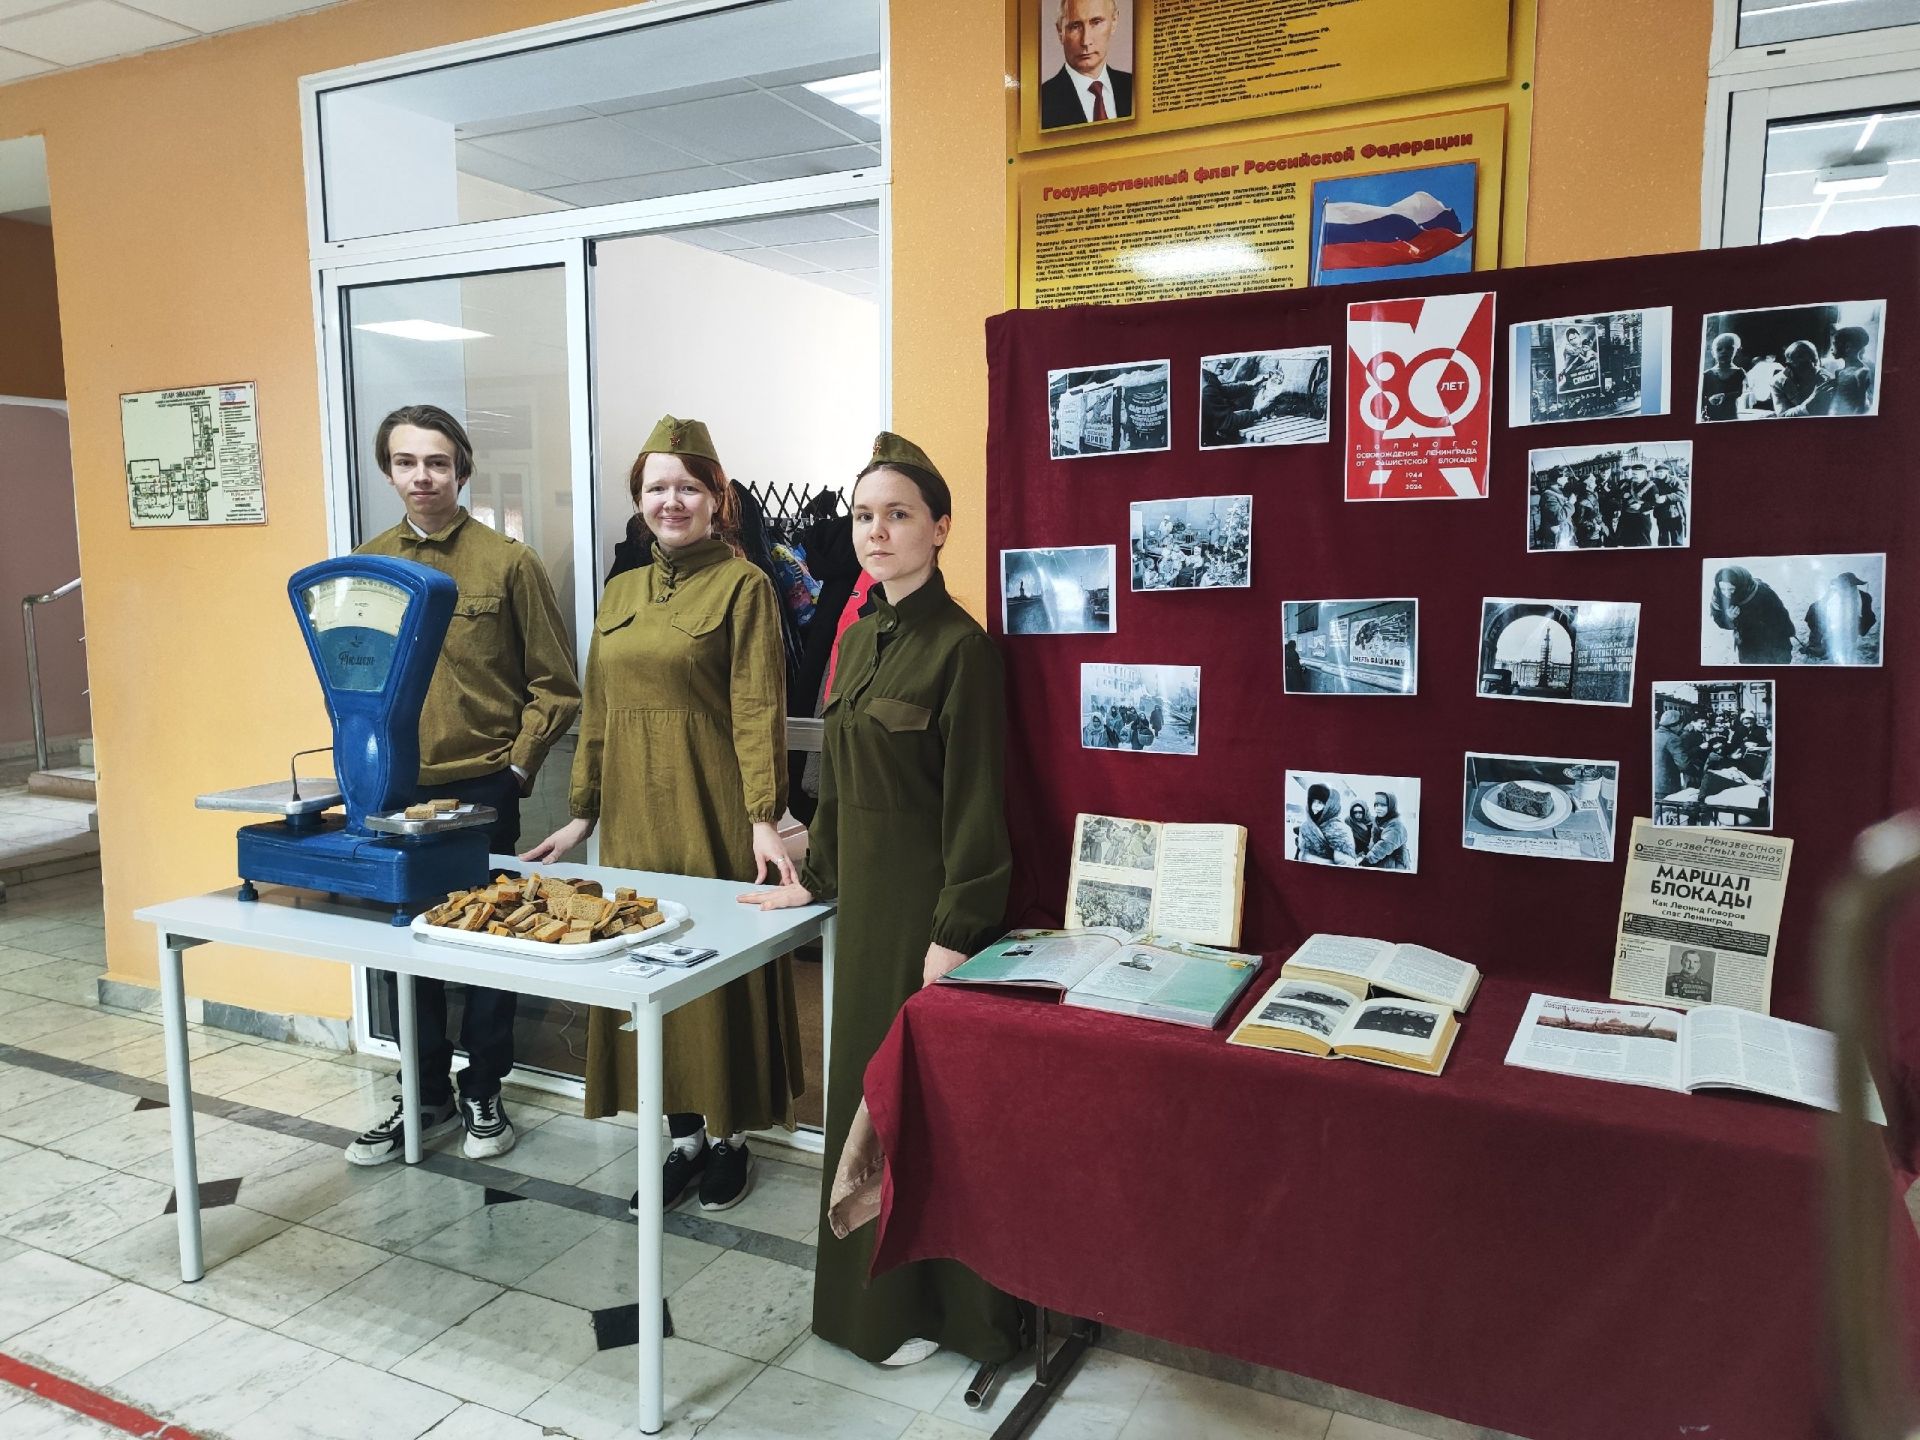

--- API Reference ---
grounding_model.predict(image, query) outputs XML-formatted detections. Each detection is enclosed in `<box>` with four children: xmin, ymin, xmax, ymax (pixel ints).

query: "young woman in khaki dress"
<box><xmin>524</xmin><ymin>415</ymin><xmax>803</xmax><ymax>1212</ymax></box>
<box><xmin>743</xmin><ymin>432</ymin><xmax>1022</xmax><ymax>1368</ymax></box>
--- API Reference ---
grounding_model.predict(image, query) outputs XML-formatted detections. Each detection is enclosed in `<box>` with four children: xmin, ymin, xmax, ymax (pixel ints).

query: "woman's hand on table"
<box><xmin>737</xmin><ymin>882</ymin><xmax>814</xmax><ymax>911</ymax></box>
<box><xmin>519</xmin><ymin>817</ymin><xmax>594</xmax><ymax>864</ymax></box>
<box><xmin>750</xmin><ymin>821</ymin><xmax>797</xmax><ymax>888</ymax></box>
<box><xmin>921</xmin><ymin>941</ymin><xmax>969</xmax><ymax>989</ymax></box>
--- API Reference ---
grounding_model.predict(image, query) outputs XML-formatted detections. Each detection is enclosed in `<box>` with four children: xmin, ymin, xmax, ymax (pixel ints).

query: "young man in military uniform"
<box><xmin>345</xmin><ymin>403</ymin><xmax>581</xmax><ymax>1165</ymax></box>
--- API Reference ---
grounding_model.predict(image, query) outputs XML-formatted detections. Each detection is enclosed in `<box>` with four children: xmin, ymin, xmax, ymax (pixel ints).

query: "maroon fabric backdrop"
<box><xmin>983</xmin><ymin>229</ymin><xmax>1920</xmax><ymax>1134</ymax></box>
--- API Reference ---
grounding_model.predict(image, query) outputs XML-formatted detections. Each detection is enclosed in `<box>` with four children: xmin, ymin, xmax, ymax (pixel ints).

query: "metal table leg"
<box><xmin>633</xmin><ymin>1000</ymin><xmax>665</xmax><ymax>1436</ymax></box>
<box><xmin>988</xmin><ymin>1307</ymin><xmax>1100</xmax><ymax>1440</ymax></box>
<box><xmin>158</xmin><ymin>933</ymin><xmax>207</xmax><ymax>1282</ymax></box>
<box><xmin>397</xmin><ymin>972</ymin><xmax>422</xmax><ymax>1165</ymax></box>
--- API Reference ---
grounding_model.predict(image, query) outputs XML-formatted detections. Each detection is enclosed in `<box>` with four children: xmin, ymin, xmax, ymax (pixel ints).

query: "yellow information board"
<box><xmin>1018</xmin><ymin>106</ymin><xmax>1508</xmax><ymax>308</ymax></box>
<box><xmin>1018</xmin><ymin>0</ymin><xmax>1512</xmax><ymax>152</ymax></box>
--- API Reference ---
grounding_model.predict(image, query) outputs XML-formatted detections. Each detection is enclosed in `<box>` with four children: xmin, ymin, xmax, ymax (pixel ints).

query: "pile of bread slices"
<box><xmin>421</xmin><ymin>874</ymin><xmax>666</xmax><ymax>945</ymax></box>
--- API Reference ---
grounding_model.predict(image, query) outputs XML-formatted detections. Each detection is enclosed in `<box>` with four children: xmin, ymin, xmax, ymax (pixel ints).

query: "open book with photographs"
<box><xmin>1224</xmin><ymin>933</ymin><xmax>1482</xmax><ymax>1075</ymax></box>
<box><xmin>941</xmin><ymin>928</ymin><xmax>1261</xmax><ymax>1029</ymax></box>
<box><xmin>1504</xmin><ymin>993</ymin><xmax>1886</xmax><ymax>1120</ymax></box>
<box><xmin>1066</xmin><ymin>812</ymin><xmax>1248</xmax><ymax>947</ymax></box>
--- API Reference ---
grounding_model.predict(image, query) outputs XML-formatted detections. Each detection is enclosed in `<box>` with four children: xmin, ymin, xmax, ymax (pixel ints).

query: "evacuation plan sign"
<box><xmin>121</xmin><ymin>381</ymin><xmax>266</xmax><ymax>527</ymax></box>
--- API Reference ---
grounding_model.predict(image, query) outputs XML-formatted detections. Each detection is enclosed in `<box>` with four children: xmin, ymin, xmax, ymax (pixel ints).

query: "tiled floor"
<box><xmin>0</xmin><ymin>873</ymin><xmax>1485</xmax><ymax>1440</ymax></box>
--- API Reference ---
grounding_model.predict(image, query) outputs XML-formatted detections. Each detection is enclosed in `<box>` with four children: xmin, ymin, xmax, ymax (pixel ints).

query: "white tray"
<box><xmin>411</xmin><ymin>899</ymin><xmax>690</xmax><ymax>963</ymax></box>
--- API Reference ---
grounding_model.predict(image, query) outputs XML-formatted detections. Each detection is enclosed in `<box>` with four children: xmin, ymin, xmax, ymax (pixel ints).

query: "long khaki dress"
<box><xmin>571</xmin><ymin>537</ymin><xmax>804</xmax><ymax>1133</ymax></box>
<box><xmin>802</xmin><ymin>570</ymin><xmax>1024</xmax><ymax>1364</ymax></box>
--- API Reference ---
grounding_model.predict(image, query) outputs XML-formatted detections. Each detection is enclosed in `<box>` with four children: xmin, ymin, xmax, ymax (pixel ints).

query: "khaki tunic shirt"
<box><xmin>569</xmin><ymin>537</ymin><xmax>801</xmax><ymax>1131</ymax></box>
<box><xmin>357</xmin><ymin>509</ymin><xmax>580</xmax><ymax>785</ymax></box>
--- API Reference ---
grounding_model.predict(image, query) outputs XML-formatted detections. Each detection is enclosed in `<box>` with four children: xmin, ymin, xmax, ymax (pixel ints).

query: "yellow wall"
<box><xmin>0</xmin><ymin>216</ymin><xmax>64</xmax><ymax>399</ymax></box>
<box><xmin>0</xmin><ymin>0</ymin><xmax>1713</xmax><ymax>1024</ymax></box>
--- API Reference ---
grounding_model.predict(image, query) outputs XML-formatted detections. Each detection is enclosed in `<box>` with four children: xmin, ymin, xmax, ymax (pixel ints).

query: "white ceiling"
<box><xmin>454</xmin><ymin>61</ymin><xmax>881</xmax><ymax>219</ymax></box>
<box><xmin>1739</xmin><ymin>0</ymin><xmax>1915</xmax><ymax>46</ymax></box>
<box><xmin>0</xmin><ymin>0</ymin><xmax>347</xmax><ymax>87</ymax></box>
<box><xmin>668</xmin><ymin>203</ymin><xmax>879</xmax><ymax>299</ymax></box>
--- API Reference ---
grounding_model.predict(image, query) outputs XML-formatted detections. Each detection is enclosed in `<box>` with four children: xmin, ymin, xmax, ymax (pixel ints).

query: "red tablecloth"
<box><xmin>862</xmin><ymin>979</ymin><xmax>1920</xmax><ymax>1440</ymax></box>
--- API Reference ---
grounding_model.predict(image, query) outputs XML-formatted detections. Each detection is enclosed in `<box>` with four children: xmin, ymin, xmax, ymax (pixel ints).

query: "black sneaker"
<box><xmin>458</xmin><ymin>1092</ymin><xmax>516</xmax><ymax>1160</ymax></box>
<box><xmin>630</xmin><ymin>1141</ymin><xmax>709</xmax><ymax>1217</ymax></box>
<box><xmin>699</xmin><ymin>1138</ymin><xmax>753</xmax><ymax>1211</ymax></box>
<box><xmin>343</xmin><ymin>1093</ymin><xmax>459</xmax><ymax>1166</ymax></box>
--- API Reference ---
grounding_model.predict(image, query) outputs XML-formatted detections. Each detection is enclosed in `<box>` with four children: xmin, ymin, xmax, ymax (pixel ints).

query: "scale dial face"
<box><xmin>301</xmin><ymin>576</ymin><xmax>410</xmax><ymax>693</ymax></box>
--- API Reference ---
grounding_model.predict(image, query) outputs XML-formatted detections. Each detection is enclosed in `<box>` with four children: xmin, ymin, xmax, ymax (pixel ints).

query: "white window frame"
<box><xmin>1705</xmin><ymin>0</ymin><xmax>1920</xmax><ymax>244</ymax></box>
<box><xmin>303</xmin><ymin>0</ymin><xmax>888</xmax><ymax>1143</ymax></box>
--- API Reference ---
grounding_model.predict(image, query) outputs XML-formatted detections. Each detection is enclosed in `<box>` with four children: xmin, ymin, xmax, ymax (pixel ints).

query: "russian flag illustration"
<box><xmin>1318</xmin><ymin>191</ymin><xmax>1473</xmax><ymax>272</ymax></box>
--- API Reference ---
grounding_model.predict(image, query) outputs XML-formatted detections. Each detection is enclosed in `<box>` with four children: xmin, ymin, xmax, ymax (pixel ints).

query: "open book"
<box><xmin>1066</xmin><ymin>813</ymin><xmax>1248</xmax><ymax>948</ymax></box>
<box><xmin>1227</xmin><ymin>975</ymin><xmax>1459</xmax><ymax>1074</ymax></box>
<box><xmin>941</xmin><ymin>928</ymin><xmax>1261</xmax><ymax>1029</ymax></box>
<box><xmin>1275</xmin><ymin>933</ymin><xmax>1481</xmax><ymax>1014</ymax></box>
<box><xmin>1504</xmin><ymin>993</ymin><xmax>1886</xmax><ymax>1121</ymax></box>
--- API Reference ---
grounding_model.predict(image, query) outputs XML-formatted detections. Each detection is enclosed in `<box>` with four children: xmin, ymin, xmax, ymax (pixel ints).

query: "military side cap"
<box><xmin>640</xmin><ymin>414</ymin><xmax>721</xmax><ymax>464</ymax></box>
<box><xmin>862</xmin><ymin>430</ymin><xmax>943</xmax><ymax>483</ymax></box>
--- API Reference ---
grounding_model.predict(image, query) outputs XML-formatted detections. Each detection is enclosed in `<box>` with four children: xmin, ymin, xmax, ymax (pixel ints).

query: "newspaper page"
<box><xmin>1682</xmin><ymin>1007</ymin><xmax>1886</xmax><ymax>1123</ymax></box>
<box><xmin>1504</xmin><ymin>993</ymin><xmax>1685</xmax><ymax>1092</ymax></box>
<box><xmin>1608</xmin><ymin>819</ymin><xmax>1792</xmax><ymax>1014</ymax></box>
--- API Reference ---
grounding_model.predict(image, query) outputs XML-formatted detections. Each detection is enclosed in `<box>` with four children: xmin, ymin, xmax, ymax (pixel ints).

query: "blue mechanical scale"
<box><xmin>197</xmin><ymin>556</ymin><xmax>493</xmax><ymax>923</ymax></box>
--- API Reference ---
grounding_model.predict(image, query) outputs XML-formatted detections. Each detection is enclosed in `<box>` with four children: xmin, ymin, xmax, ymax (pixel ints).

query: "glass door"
<box><xmin>320</xmin><ymin>242</ymin><xmax>597</xmax><ymax>1081</ymax></box>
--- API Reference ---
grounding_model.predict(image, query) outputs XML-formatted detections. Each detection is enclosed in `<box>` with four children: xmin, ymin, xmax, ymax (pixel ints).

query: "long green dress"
<box><xmin>571</xmin><ymin>537</ymin><xmax>804</xmax><ymax>1133</ymax></box>
<box><xmin>802</xmin><ymin>569</ymin><xmax>1024</xmax><ymax>1364</ymax></box>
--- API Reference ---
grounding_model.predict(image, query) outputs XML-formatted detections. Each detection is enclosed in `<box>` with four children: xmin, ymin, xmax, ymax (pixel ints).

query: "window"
<box><xmin>1707</xmin><ymin>0</ymin><xmax>1920</xmax><ymax>245</ymax></box>
<box><xmin>314</xmin><ymin>0</ymin><xmax>881</xmax><ymax>244</ymax></box>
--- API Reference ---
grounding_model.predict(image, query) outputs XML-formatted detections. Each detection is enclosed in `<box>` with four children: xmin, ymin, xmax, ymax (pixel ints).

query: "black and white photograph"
<box><xmin>1698</xmin><ymin>300</ymin><xmax>1884</xmax><ymax>421</ymax></box>
<box><xmin>1076</xmin><ymin>814</ymin><xmax>1157</xmax><ymax>870</ymax></box>
<box><xmin>1080</xmin><ymin>663</ymin><xmax>1200</xmax><ymax>755</ymax></box>
<box><xmin>1001</xmin><ymin>545</ymin><xmax>1115</xmax><ymax>635</ymax></box>
<box><xmin>1664</xmin><ymin>945</ymin><xmax>1716</xmax><ymax>1003</ymax></box>
<box><xmin>1352</xmin><ymin>1005</ymin><xmax>1440</xmax><ymax>1040</ymax></box>
<box><xmin>1048</xmin><ymin>360</ymin><xmax>1171</xmax><ymax>458</ymax></box>
<box><xmin>1272</xmin><ymin>980</ymin><xmax>1355</xmax><ymax>1014</ymax></box>
<box><xmin>1527</xmin><ymin>443</ymin><xmax>1691</xmax><ymax>552</ymax></box>
<box><xmin>1477</xmin><ymin>599</ymin><xmax>1640</xmax><ymax>706</ymax></box>
<box><xmin>1257</xmin><ymin>1000</ymin><xmax>1337</xmax><ymax>1037</ymax></box>
<box><xmin>1284</xmin><ymin>770</ymin><xmax>1420</xmax><ymax>874</ymax></box>
<box><xmin>1462</xmin><ymin>752</ymin><xmax>1620</xmax><ymax>862</ymax></box>
<box><xmin>1508</xmin><ymin>307</ymin><xmax>1672</xmax><ymax>425</ymax></box>
<box><xmin>1652</xmin><ymin>680</ymin><xmax>1774</xmax><ymax>830</ymax></box>
<box><xmin>1283</xmin><ymin>599</ymin><xmax>1417</xmax><ymax>696</ymax></box>
<box><xmin>1703</xmin><ymin>553</ymin><xmax>1885</xmax><ymax>667</ymax></box>
<box><xmin>1068</xmin><ymin>876</ymin><xmax>1152</xmax><ymax>933</ymax></box>
<box><xmin>1199</xmin><ymin>346</ymin><xmax>1332</xmax><ymax>447</ymax></box>
<box><xmin>1129</xmin><ymin>496</ymin><xmax>1251</xmax><ymax>590</ymax></box>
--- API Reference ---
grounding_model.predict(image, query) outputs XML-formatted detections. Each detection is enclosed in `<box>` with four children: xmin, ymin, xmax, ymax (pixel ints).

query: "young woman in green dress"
<box><xmin>743</xmin><ymin>432</ymin><xmax>1022</xmax><ymax>1368</ymax></box>
<box><xmin>523</xmin><ymin>415</ymin><xmax>804</xmax><ymax>1213</ymax></box>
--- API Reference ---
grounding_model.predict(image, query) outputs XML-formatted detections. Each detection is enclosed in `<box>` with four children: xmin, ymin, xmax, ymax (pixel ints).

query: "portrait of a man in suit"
<box><xmin>1040</xmin><ymin>0</ymin><xmax>1134</xmax><ymax>130</ymax></box>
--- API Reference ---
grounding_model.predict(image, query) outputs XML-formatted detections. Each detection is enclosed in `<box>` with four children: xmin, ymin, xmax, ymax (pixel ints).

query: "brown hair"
<box><xmin>375</xmin><ymin>404</ymin><xmax>474</xmax><ymax>482</ymax></box>
<box><xmin>629</xmin><ymin>450</ymin><xmax>741</xmax><ymax>550</ymax></box>
<box><xmin>854</xmin><ymin>461</ymin><xmax>953</xmax><ymax>522</ymax></box>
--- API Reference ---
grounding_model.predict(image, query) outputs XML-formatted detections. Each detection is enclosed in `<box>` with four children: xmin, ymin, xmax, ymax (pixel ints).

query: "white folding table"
<box><xmin>137</xmin><ymin>859</ymin><xmax>834</xmax><ymax>1437</ymax></box>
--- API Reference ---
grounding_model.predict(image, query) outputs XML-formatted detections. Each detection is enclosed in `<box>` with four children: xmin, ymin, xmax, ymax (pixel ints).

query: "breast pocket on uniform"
<box><xmin>867</xmin><ymin>696</ymin><xmax>933</xmax><ymax>732</ymax></box>
<box><xmin>444</xmin><ymin>594</ymin><xmax>504</xmax><ymax>663</ymax></box>
<box><xmin>669</xmin><ymin>605</ymin><xmax>726</xmax><ymax>641</ymax></box>
<box><xmin>596</xmin><ymin>609</ymin><xmax>636</xmax><ymax>636</ymax></box>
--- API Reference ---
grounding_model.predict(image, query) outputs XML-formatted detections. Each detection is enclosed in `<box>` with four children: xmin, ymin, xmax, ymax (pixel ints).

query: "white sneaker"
<box><xmin>343</xmin><ymin>1093</ymin><xmax>459</xmax><ymax>1166</ymax></box>
<box><xmin>458</xmin><ymin>1092</ymin><xmax>516</xmax><ymax>1160</ymax></box>
<box><xmin>881</xmin><ymin>1338</ymin><xmax>940</xmax><ymax>1367</ymax></box>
